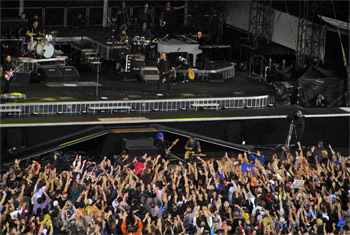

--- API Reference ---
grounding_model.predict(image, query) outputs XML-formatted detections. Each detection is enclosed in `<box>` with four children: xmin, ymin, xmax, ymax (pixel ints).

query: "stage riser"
<box><xmin>0</xmin><ymin>96</ymin><xmax>270</xmax><ymax>117</ymax></box>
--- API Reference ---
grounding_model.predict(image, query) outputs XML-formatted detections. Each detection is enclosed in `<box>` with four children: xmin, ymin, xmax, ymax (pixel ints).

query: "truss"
<box><xmin>248</xmin><ymin>0</ymin><xmax>274</xmax><ymax>49</ymax></box>
<box><xmin>296</xmin><ymin>0</ymin><xmax>325</xmax><ymax>67</ymax></box>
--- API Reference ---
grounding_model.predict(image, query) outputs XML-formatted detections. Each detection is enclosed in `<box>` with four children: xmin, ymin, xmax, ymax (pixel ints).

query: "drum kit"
<box><xmin>24</xmin><ymin>31</ymin><xmax>58</xmax><ymax>58</ymax></box>
<box><xmin>131</xmin><ymin>36</ymin><xmax>151</xmax><ymax>55</ymax></box>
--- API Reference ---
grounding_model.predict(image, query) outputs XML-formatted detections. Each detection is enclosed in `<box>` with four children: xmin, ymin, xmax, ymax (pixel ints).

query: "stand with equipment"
<box><xmin>285</xmin><ymin>120</ymin><xmax>298</xmax><ymax>147</ymax></box>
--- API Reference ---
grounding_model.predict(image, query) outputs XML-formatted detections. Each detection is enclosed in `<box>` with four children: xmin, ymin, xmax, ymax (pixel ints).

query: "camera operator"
<box><xmin>287</xmin><ymin>110</ymin><xmax>305</xmax><ymax>142</ymax></box>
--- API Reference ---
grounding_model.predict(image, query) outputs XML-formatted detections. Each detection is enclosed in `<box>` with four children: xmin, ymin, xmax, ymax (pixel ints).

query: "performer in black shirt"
<box><xmin>138</xmin><ymin>22</ymin><xmax>152</xmax><ymax>39</ymax></box>
<box><xmin>197</xmin><ymin>31</ymin><xmax>205</xmax><ymax>46</ymax></box>
<box><xmin>26</xmin><ymin>21</ymin><xmax>44</xmax><ymax>37</ymax></box>
<box><xmin>138</xmin><ymin>3</ymin><xmax>152</xmax><ymax>25</ymax></box>
<box><xmin>2</xmin><ymin>55</ymin><xmax>15</xmax><ymax>94</ymax></box>
<box><xmin>157</xmin><ymin>53</ymin><xmax>173</xmax><ymax>93</ymax></box>
<box><xmin>160</xmin><ymin>2</ymin><xmax>185</xmax><ymax>35</ymax></box>
<box><xmin>118</xmin><ymin>1</ymin><xmax>130</xmax><ymax>27</ymax></box>
<box><xmin>18</xmin><ymin>12</ymin><xmax>28</xmax><ymax>37</ymax></box>
<box><xmin>155</xmin><ymin>132</ymin><xmax>177</xmax><ymax>158</ymax></box>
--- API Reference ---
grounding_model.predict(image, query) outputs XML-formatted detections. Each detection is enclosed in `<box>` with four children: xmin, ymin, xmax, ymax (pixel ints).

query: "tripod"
<box><xmin>285</xmin><ymin>120</ymin><xmax>298</xmax><ymax>147</ymax></box>
<box><xmin>95</xmin><ymin>59</ymin><xmax>101</xmax><ymax>98</ymax></box>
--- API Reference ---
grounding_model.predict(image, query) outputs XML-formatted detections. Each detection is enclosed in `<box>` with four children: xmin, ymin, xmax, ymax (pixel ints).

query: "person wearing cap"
<box><xmin>155</xmin><ymin>132</ymin><xmax>176</xmax><ymax>158</ymax></box>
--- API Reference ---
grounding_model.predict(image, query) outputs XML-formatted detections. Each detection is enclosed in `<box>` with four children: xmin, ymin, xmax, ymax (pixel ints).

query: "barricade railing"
<box><xmin>1</xmin><ymin>5</ymin><xmax>169</xmax><ymax>28</ymax></box>
<box><xmin>0</xmin><ymin>96</ymin><xmax>270</xmax><ymax>117</ymax></box>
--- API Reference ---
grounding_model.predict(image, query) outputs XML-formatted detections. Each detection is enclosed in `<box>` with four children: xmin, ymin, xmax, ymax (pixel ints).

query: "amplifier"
<box><xmin>142</xmin><ymin>66</ymin><xmax>159</xmax><ymax>82</ymax></box>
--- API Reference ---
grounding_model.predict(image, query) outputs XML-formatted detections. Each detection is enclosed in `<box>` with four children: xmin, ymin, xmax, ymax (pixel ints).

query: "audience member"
<box><xmin>0</xmin><ymin>140</ymin><xmax>349</xmax><ymax>235</ymax></box>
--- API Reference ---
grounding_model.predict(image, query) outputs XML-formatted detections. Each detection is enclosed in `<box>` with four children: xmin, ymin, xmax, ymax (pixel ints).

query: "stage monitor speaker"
<box><xmin>142</xmin><ymin>66</ymin><xmax>159</xmax><ymax>82</ymax></box>
<box><xmin>40</xmin><ymin>67</ymin><xmax>63</xmax><ymax>83</ymax></box>
<box><xmin>13</xmin><ymin>72</ymin><xmax>32</xmax><ymax>86</ymax></box>
<box><xmin>58</xmin><ymin>66</ymin><xmax>80</xmax><ymax>82</ymax></box>
<box><xmin>122</xmin><ymin>138</ymin><xmax>157</xmax><ymax>157</ymax></box>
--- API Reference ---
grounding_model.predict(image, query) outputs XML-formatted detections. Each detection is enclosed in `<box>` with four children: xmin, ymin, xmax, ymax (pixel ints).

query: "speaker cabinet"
<box><xmin>58</xmin><ymin>66</ymin><xmax>80</xmax><ymax>82</ymax></box>
<box><xmin>40</xmin><ymin>67</ymin><xmax>63</xmax><ymax>83</ymax></box>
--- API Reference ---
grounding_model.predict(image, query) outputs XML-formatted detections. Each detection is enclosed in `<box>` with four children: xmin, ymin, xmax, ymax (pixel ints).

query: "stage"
<box><xmin>1</xmin><ymin>26</ymin><xmax>349</xmax><ymax>164</ymax></box>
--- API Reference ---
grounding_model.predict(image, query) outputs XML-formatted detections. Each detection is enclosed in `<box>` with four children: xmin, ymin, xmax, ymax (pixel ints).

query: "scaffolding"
<box><xmin>296</xmin><ymin>0</ymin><xmax>325</xmax><ymax>67</ymax></box>
<box><xmin>248</xmin><ymin>0</ymin><xmax>274</xmax><ymax>49</ymax></box>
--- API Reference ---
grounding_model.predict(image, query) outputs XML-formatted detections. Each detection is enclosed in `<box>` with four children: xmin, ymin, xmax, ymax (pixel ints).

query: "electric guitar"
<box><xmin>4</xmin><ymin>63</ymin><xmax>24</xmax><ymax>81</ymax></box>
<box><xmin>188</xmin><ymin>68</ymin><xmax>195</xmax><ymax>80</ymax></box>
<box><xmin>187</xmin><ymin>54</ymin><xmax>195</xmax><ymax>80</ymax></box>
<box><xmin>184</xmin><ymin>151</ymin><xmax>206</xmax><ymax>159</ymax></box>
<box><xmin>166</xmin><ymin>139</ymin><xmax>179</xmax><ymax>154</ymax></box>
<box><xmin>160</xmin><ymin>65</ymin><xmax>181</xmax><ymax>83</ymax></box>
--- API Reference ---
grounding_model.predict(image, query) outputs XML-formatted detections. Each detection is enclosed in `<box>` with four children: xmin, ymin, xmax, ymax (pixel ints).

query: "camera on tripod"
<box><xmin>287</xmin><ymin>112</ymin><xmax>297</xmax><ymax>122</ymax></box>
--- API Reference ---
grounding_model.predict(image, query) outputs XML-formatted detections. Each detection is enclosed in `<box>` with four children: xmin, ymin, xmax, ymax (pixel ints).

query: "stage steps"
<box><xmin>81</xmin><ymin>48</ymin><xmax>102</xmax><ymax>70</ymax></box>
<box><xmin>71</xmin><ymin>41</ymin><xmax>102</xmax><ymax>70</ymax></box>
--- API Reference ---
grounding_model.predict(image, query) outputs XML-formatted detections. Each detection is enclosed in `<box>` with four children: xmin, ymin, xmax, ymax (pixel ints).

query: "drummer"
<box><xmin>138</xmin><ymin>22</ymin><xmax>152</xmax><ymax>40</ymax></box>
<box><xmin>26</xmin><ymin>21</ymin><xmax>44</xmax><ymax>38</ymax></box>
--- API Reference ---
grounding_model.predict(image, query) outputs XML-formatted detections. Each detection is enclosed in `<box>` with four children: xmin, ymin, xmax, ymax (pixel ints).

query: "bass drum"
<box><xmin>36</xmin><ymin>42</ymin><xmax>54</xmax><ymax>58</ymax></box>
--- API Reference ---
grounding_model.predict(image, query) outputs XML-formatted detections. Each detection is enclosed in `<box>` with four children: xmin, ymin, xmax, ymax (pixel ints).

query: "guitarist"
<box><xmin>2</xmin><ymin>55</ymin><xmax>15</xmax><ymax>94</ymax></box>
<box><xmin>184</xmin><ymin>136</ymin><xmax>202</xmax><ymax>160</ymax></box>
<box><xmin>157</xmin><ymin>52</ymin><xmax>173</xmax><ymax>93</ymax></box>
<box><xmin>155</xmin><ymin>132</ymin><xmax>177</xmax><ymax>158</ymax></box>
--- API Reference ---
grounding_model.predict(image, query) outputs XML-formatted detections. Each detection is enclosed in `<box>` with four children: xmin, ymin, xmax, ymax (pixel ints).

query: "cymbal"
<box><xmin>48</xmin><ymin>31</ymin><xmax>58</xmax><ymax>34</ymax></box>
<box><xmin>26</xmin><ymin>33</ymin><xmax>37</xmax><ymax>36</ymax></box>
<box><xmin>35</xmin><ymin>37</ymin><xmax>44</xmax><ymax>40</ymax></box>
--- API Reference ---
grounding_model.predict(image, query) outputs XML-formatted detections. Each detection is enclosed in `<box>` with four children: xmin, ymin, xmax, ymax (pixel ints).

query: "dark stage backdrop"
<box><xmin>1</xmin><ymin>116</ymin><xmax>349</xmax><ymax>161</ymax></box>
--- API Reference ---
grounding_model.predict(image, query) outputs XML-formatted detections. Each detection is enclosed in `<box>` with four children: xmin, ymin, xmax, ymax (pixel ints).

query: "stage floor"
<box><xmin>2</xmin><ymin>70</ymin><xmax>274</xmax><ymax>103</ymax></box>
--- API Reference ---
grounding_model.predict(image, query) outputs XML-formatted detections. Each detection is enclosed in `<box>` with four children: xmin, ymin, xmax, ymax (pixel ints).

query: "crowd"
<box><xmin>0</xmin><ymin>141</ymin><xmax>349</xmax><ymax>235</ymax></box>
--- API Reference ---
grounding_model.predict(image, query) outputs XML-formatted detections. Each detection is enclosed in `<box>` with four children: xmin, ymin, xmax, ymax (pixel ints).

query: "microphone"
<box><xmin>177</xmin><ymin>47</ymin><xmax>181</xmax><ymax>52</ymax></box>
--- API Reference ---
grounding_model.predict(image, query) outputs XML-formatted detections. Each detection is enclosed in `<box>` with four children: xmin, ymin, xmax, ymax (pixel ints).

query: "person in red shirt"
<box><xmin>134</xmin><ymin>154</ymin><xmax>149</xmax><ymax>175</ymax></box>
